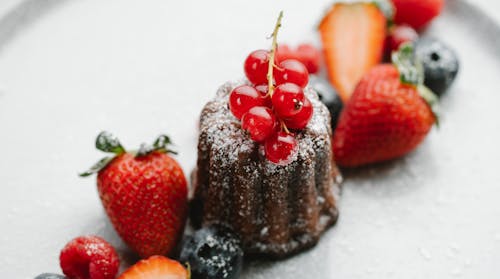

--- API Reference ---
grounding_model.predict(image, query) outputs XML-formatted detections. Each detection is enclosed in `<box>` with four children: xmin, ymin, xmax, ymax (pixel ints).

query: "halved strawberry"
<box><xmin>118</xmin><ymin>256</ymin><xmax>188</xmax><ymax>279</ymax></box>
<box><xmin>319</xmin><ymin>2</ymin><xmax>387</xmax><ymax>103</ymax></box>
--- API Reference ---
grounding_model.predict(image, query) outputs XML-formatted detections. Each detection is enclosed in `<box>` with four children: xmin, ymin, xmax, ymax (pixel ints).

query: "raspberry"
<box><xmin>60</xmin><ymin>236</ymin><xmax>120</xmax><ymax>279</ymax></box>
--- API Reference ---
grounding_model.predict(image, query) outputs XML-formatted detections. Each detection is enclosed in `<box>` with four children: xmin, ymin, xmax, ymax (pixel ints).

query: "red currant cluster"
<box><xmin>276</xmin><ymin>43</ymin><xmax>321</xmax><ymax>74</ymax></box>
<box><xmin>229</xmin><ymin>48</ymin><xmax>313</xmax><ymax>165</ymax></box>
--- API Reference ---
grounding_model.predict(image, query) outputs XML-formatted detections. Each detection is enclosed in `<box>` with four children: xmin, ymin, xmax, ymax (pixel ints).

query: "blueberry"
<box><xmin>34</xmin><ymin>273</ymin><xmax>66</xmax><ymax>279</ymax></box>
<box><xmin>415</xmin><ymin>38</ymin><xmax>459</xmax><ymax>96</ymax></box>
<box><xmin>179</xmin><ymin>225</ymin><xmax>243</xmax><ymax>279</ymax></box>
<box><xmin>309</xmin><ymin>75</ymin><xmax>343</xmax><ymax>131</ymax></box>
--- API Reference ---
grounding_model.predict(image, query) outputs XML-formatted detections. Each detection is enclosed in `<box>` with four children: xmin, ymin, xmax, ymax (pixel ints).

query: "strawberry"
<box><xmin>81</xmin><ymin>132</ymin><xmax>188</xmax><ymax>258</ymax></box>
<box><xmin>117</xmin><ymin>255</ymin><xmax>188</xmax><ymax>279</ymax></box>
<box><xmin>393</xmin><ymin>0</ymin><xmax>444</xmax><ymax>30</ymax></box>
<box><xmin>319</xmin><ymin>2</ymin><xmax>387</xmax><ymax>103</ymax></box>
<box><xmin>333</xmin><ymin>44</ymin><xmax>438</xmax><ymax>167</ymax></box>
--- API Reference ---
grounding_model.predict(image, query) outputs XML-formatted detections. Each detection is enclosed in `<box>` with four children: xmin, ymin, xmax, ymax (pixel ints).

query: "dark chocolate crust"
<box><xmin>191</xmin><ymin>81</ymin><xmax>341</xmax><ymax>258</ymax></box>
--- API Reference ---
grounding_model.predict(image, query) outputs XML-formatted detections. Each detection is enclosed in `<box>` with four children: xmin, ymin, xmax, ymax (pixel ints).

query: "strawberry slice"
<box><xmin>319</xmin><ymin>2</ymin><xmax>387</xmax><ymax>103</ymax></box>
<box><xmin>118</xmin><ymin>256</ymin><xmax>188</xmax><ymax>279</ymax></box>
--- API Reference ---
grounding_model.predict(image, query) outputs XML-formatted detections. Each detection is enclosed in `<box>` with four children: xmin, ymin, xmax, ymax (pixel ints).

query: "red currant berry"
<box><xmin>296</xmin><ymin>43</ymin><xmax>321</xmax><ymax>74</ymax></box>
<box><xmin>254</xmin><ymin>84</ymin><xmax>272</xmax><ymax>107</ymax></box>
<box><xmin>265</xmin><ymin>131</ymin><xmax>298</xmax><ymax>165</ymax></box>
<box><xmin>276</xmin><ymin>44</ymin><xmax>298</xmax><ymax>63</ymax></box>
<box><xmin>229</xmin><ymin>85</ymin><xmax>265</xmax><ymax>119</ymax></box>
<box><xmin>244</xmin><ymin>50</ymin><xmax>270</xmax><ymax>85</ymax></box>
<box><xmin>254</xmin><ymin>84</ymin><xmax>269</xmax><ymax>97</ymax></box>
<box><xmin>388</xmin><ymin>25</ymin><xmax>418</xmax><ymax>53</ymax></box>
<box><xmin>274</xmin><ymin>59</ymin><xmax>309</xmax><ymax>88</ymax></box>
<box><xmin>272</xmin><ymin>83</ymin><xmax>306</xmax><ymax>118</ymax></box>
<box><xmin>241</xmin><ymin>106</ymin><xmax>277</xmax><ymax>142</ymax></box>
<box><xmin>284</xmin><ymin>97</ymin><xmax>313</xmax><ymax>130</ymax></box>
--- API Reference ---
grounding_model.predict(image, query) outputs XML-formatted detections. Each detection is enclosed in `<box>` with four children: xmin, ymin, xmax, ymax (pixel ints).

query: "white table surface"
<box><xmin>0</xmin><ymin>0</ymin><xmax>499</xmax><ymax>278</ymax></box>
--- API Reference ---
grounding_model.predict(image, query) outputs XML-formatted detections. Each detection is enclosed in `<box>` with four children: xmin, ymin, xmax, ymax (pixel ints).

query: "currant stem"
<box><xmin>267</xmin><ymin>11</ymin><xmax>283</xmax><ymax>97</ymax></box>
<box><xmin>280</xmin><ymin>120</ymin><xmax>291</xmax><ymax>134</ymax></box>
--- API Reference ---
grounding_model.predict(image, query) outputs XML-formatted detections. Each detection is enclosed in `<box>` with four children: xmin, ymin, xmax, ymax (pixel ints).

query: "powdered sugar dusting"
<box><xmin>193</xmin><ymin>80</ymin><xmax>341</xmax><ymax>257</ymax></box>
<box><xmin>199</xmin><ymin>80</ymin><xmax>332</xmax><ymax>169</ymax></box>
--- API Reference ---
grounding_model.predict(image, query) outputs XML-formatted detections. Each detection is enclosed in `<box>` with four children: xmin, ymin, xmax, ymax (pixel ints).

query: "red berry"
<box><xmin>274</xmin><ymin>59</ymin><xmax>309</xmax><ymax>88</ymax></box>
<box><xmin>333</xmin><ymin>64</ymin><xmax>436</xmax><ymax>167</ymax></box>
<box><xmin>244</xmin><ymin>50</ymin><xmax>270</xmax><ymax>84</ymax></box>
<box><xmin>393</xmin><ymin>0</ymin><xmax>444</xmax><ymax>30</ymax></box>
<box><xmin>60</xmin><ymin>236</ymin><xmax>119</xmax><ymax>279</ymax></box>
<box><xmin>296</xmin><ymin>43</ymin><xmax>321</xmax><ymax>74</ymax></box>
<box><xmin>276</xmin><ymin>44</ymin><xmax>298</xmax><ymax>63</ymax></box>
<box><xmin>254</xmin><ymin>84</ymin><xmax>272</xmax><ymax>107</ymax></box>
<box><xmin>241</xmin><ymin>106</ymin><xmax>277</xmax><ymax>142</ymax></box>
<box><xmin>118</xmin><ymin>256</ymin><xmax>188</xmax><ymax>279</ymax></box>
<box><xmin>318</xmin><ymin>2</ymin><xmax>387</xmax><ymax>103</ymax></box>
<box><xmin>254</xmin><ymin>84</ymin><xmax>268</xmax><ymax>97</ymax></box>
<box><xmin>229</xmin><ymin>85</ymin><xmax>265</xmax><ymax>119</ymax></box>
<box><xmin>265</xmin><ymin>131</ymin><xmax>298</xmax><ymax>165</ymax></box>
<box><xmin>96</xmin><ymin>151</ymin><xmax>187</xmax><ymax>258</ymax></box>
<box><xmin>272</xmin><ymin>83</ymin><xmax>305</xmax><ymax>118</ymax></box>
<box><xmin>284</xmin><ymin>97</ymin><xmax>313</xmax><ymax>130</ymax></box>
<box><xmin>388</xmin><ymin>25</ymin><xmax>419</xmax><ymax>53</ymax></box>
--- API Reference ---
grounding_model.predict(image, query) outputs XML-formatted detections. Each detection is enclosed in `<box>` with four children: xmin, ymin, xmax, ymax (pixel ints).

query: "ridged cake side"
<box><xmin>191</xmin><ymin>81</ymin><xmax>341</xmax><ymax>257</ymax></box>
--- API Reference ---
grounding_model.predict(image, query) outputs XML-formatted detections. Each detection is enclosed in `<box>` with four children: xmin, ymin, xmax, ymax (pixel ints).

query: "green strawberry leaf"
<box><xmin>392</xmin><ymin>43</ymin><xmax>440</xmax><ymax>127</ymax></box>
<box><xmin>418</xmin><ymin>84</ymin><xmax>440</xmax><ymax>127</ymax></box>
<box><xmin>80</xmin><ymin>133</ymin><xmax>177</xmax><ymax>177</ymax></box>
<box><xmin>136</xmin><ymin>134</ymin><xmax>177</xmax><ymax>158</ymax></box>
<box><xmin>95</xmin><ymin>131</ymin><xmax>125</xmax><ymax>154</ymax></box>
<box><xmin>80</xmin><ymin>131</ymin><xmax>125</xmax><ymax>177</ymax></box>
<box><xmin>154</xmin><ymin>135</ymin><xmax>176</xmax><ymax>152</ymax></box>
<box><xmin>79</xmin><ymin>156</ymin><xmax>114</xmax><ymax>177</ymax></box>
<box><xmin>136</xmin><ymin>143</ymin><xmax>154</xmax><ymax>157</ymax></box>
<box><xmin>392</xmin><ymin>43</ymin><xmax>424</xmax><ymax>85</ymax></box>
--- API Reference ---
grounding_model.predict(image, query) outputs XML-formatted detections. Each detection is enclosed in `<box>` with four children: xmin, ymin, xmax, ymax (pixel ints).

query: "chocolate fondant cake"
<box><xmin>190</xmin><ymin>81</ymin><xmax>342</xmax><ymax>258</ymax></box>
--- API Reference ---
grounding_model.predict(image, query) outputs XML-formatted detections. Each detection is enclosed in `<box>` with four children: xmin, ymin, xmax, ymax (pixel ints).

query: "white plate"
<box><xmin>0</xmin><ymin>0</ymin><xmax>499</xmax><ymax>278</ymax></box>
